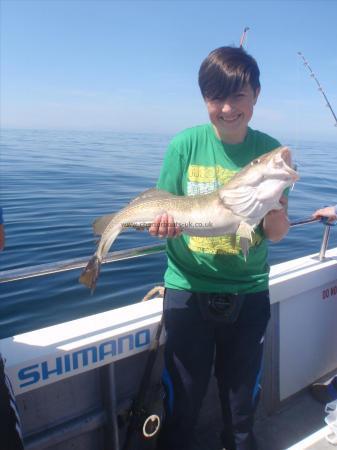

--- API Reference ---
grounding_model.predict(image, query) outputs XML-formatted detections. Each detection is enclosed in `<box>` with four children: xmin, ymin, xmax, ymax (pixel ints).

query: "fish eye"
<box><xmin>250</xmin><ymin>158</ymin><xmax>260</xmax><ymax>166</ymax></box>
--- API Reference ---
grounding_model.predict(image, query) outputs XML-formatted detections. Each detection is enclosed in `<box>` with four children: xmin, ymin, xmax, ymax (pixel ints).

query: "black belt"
<box><xmin>197</xmin><ymin>292</ymin><xmax>245</xmax><ymax>324</ymax></box>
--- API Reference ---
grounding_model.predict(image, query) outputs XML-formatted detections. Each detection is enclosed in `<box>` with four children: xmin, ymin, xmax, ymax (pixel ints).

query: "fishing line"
<box><xmin>294</xmin><ymin>52</ymin><xmax>301</xmax><ymax>154</ymax></box>
<box><xmin>297</xmin><ymin>52</ymin><xmax>337</xmax><ymax>223</ymax></box>
<box><xmin>297</xmin><ymin>51</ymin><xmax>337</xmax><ymax>127</ymax></box>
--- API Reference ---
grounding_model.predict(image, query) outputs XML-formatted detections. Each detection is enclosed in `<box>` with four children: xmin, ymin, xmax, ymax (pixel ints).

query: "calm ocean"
<box><xmin>1</xmin><ymin>129</ymin><xmax>337</xmax><ymax>338</ymax></box>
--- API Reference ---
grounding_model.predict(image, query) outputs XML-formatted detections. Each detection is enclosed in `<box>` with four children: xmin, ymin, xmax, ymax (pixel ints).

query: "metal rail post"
<box><xmin>319</xmin><ymin>225</ymin><xmax>331</xmax><ymax>261</ymax></box>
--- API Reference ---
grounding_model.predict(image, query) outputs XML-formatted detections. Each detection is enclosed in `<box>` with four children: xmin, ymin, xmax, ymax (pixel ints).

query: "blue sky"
<box><xmin>1</xmin><ymin>0</ymin><xmax>337</xmax><ymax>141</ymax></box>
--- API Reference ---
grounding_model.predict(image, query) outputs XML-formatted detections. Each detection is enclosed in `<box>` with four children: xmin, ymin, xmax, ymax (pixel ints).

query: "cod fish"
<box><xmin>80</xmin><ymin>146</ymin><xmax>298</xmax><ymax>292</ymax></box>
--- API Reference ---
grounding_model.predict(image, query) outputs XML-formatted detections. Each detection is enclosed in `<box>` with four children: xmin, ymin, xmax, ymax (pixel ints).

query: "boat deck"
<box><xmin>255</xmin><ymin>390</ymin><xmax>331</xmax><ymax>450</ymax></box>
<box><xmin>193</xmin><ymin>383</ymin><xmax>332</xmax><ymax>450</ymax></box>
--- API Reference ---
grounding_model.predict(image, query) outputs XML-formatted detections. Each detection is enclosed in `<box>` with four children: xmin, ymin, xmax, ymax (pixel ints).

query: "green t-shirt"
<box><xmin>157</xmin><ymin>124</ymin><xmax>281</xmax><ymax>294</ymax></box>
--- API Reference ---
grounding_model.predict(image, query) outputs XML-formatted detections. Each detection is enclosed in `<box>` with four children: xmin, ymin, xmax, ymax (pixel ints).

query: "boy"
<box><xmin>150</xmin><ymin>46</ymin><xmax>289</xmax><ymax>450</ymax></box>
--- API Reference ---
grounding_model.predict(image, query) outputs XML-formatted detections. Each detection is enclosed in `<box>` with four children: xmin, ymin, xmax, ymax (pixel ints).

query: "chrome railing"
<box><xmin>0</xmin><ymin>243</ymin><xmax>166</xmax><ymax>284</ymax></box>
<box><xmin>290</xmin><ymin>217</ymin><xmax>332</xmax><ymax>261</ymax></box>
<box><xmin>0</xmin><ymin>218</ymin><xmax>334</xmax><ymax>284</ymax></box>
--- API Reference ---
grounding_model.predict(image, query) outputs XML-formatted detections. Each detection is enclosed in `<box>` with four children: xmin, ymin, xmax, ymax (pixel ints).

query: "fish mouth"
<box><xmin>278</xmin><ymin>147</ymin><xmax>299</xmax><ymax>182</ymax></box>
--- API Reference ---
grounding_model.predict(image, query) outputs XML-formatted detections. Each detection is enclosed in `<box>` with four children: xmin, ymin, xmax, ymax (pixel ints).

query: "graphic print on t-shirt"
<box><xmin>186</xmin><ymin>164</ymin><xmax>262</xmax><ymax>255</ymax></box>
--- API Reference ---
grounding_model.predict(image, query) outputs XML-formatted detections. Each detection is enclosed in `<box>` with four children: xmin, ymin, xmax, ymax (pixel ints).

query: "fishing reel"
<box><xmin>118</xmin><ymin>406</ymin><xmax>162</xmax><ymax>438</ymax></box>
<box><xmin>142</xmin><ymin>413</ymin><xmax>161</xmax><ymax>439</ymax></box>
<box><xmin>121</xmin><ymin>389</ymin><xmax>165</xmax><ymax>450</ymax></box>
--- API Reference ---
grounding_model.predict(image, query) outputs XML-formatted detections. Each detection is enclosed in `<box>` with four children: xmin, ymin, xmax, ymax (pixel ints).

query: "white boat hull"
<box><xmin>2</xmin><ymin>247</ymin><xmax>337</xmax><ymax>449</ymax></box>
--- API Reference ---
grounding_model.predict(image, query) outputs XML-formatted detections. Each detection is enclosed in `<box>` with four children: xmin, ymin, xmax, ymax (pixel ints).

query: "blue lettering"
<box><xmin>118</xmin><ymin>334</ymin><xmax>134</xmax><ymax>354</ymax></box>
<box><xmin>64</xmin><ymin>354</ymin><xmax>71</xmax><ymax>372</ymax></box>
<box><xmin>72</xmin><ymin>347</ymin><xmax>97</xmax><ymax>369</ymax></box>
<box><xmin>99</xmin><ymin>340</ymin><xmax>116</xmax><ymax>361</ymax></box>
<box><xmin>17</xmin><ymin>328</ymin><xmax>152</xmax><ymax>390</ymax></box>
<box><xmin>135</xmin><ymin>329</ymin><xmax>150</xmax><ymax>348</ymax></box>
<box><xmin>18</xmin><ymin>364</ymin><xmax>40</xmax><ymax>388</ymax></box>
<box><xmin>41</xmin><ymin>357</ymin><xmax>63</xmax><ymax>380</ymax></box>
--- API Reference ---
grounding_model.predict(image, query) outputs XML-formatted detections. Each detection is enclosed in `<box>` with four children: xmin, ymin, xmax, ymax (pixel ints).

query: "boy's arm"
<box><xmin>262</xmin><ymin>195</ymin><xmax>289</xmax><ymax>242</ymax></box>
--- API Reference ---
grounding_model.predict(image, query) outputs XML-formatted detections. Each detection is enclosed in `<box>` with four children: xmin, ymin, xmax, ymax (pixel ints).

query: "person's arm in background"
<box><xmin>312</xmin><ymin>205</ymin><xmax>337</xmax><ymax>223</ymax></box>
<box><xmin>0</xmin><ymin>208</ymin><xmax>5</xmax><ymax>251</ymax></box>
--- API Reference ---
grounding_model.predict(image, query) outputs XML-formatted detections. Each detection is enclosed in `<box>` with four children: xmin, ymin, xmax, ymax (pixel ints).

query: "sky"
<box><xmin>1</xmin><ymin>0</ymin><xmax>337</xmax><ymax>141</ymax></box>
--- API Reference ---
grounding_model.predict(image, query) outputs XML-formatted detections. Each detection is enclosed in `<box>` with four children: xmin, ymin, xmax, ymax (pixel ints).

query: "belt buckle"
<box><xmin>208</xmin><ymin>293</ymin><xmax>234</xmax><ymax>314</ymax></box>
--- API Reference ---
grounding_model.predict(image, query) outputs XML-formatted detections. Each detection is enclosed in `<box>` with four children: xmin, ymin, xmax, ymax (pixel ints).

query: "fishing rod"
<box><xmin>122</xmin><ymin>314</ymin><xmax>164</xmax><ymax>450</ymax></box>
<box><xmin>239</xmin><ymin>27</ymin><xmax>250</xmax><ymax>48</ymax></box>
<box><xmin>290</xmin><ymin>216</ymin><xmax>319</xmax><ymax>227</ymax></box>
<box><xmin>297</xmin><ymin>51</ymin><xmax>337</xmax><ymax>127</ymax></box>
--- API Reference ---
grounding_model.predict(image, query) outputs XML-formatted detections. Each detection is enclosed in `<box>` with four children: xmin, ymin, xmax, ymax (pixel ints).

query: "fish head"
<box><xmin>252</xmin><ymin>146</ymin><xmax>299</xmax><ymax>203</ymax></box>
<box><xmin>220</xmin><ymin>146</ymin><xmax>299</xmax><ymax>220</ymax></box>
<box><xmin>226</xmin><ymin>146</ymin><xmax>299</xmax><ymax>191</ymax></box>
<box><xmin>258</xmin><ymin>146</ymin><xmax>299</xmax><ymax>184</ymax></box>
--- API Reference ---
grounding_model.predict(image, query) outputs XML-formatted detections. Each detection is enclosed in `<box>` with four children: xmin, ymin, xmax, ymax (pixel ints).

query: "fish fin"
<box><xmin>239</xmin><ymin>237</ymin><xmax>250</xmax><ymax>261</ymax></box>
<box><xmin>237</xmin><ymin>221</ymin><xmax>254</xmax><ymax>260</ymax></box>
<box><xmin>129</xmin><ymin>188</ymin><xmax>175</xmax><ymax>205</ymax></box>
<box><xmin>93</xmin><ymin>189</ymin><xmax>175</xmax><ymax>236</ymax></box>
<box><xmin>92</xmin><ymin>213</ymin><xmax>116</xmax><ymax>236</ymax></box>
<box><xmin>236</xmin><ymin>221</ymin><xmax>254</xmax><ymax>240</ymax></box>
<box><xmin>219</xmin><ymin>186</ymin><xmax>257</xmax><ymax>217</ymax></box>
<box><xmin>79</xmin><ymin>255</ymin><xmax>101</xmax><ymax>293</ymax></box>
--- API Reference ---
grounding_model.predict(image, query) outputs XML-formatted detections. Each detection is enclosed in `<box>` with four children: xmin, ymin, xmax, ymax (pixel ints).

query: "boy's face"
<box><xmin>205</xmin><ymin>84</ymin><xmax>260</xmax><ymax>143</ymax></box>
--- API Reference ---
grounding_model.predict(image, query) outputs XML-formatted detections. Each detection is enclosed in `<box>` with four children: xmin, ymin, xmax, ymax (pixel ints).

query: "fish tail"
<box><xmin>80</xmin><ymin>224</ymin><xmax>122</xmax><ymax>292</ymax></box>
<box><xmin>79</xmin><ymin>255</ymin><xmax>101</xmax><ymax>293</ymax></box>
<box><xmin>100</xmin><ymin>224</ymin><xmax>121</xmax><ymax>257</ymax></box>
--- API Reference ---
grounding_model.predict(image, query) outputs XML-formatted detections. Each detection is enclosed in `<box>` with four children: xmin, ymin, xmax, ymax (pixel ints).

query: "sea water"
<box><xmin>1</xmin><ymin>129</ymin><xmax>336</xmax><ymax>338</ymax></box>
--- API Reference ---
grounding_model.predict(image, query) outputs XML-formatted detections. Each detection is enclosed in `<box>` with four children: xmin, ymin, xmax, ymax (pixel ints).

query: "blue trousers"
<box><xmin>158</xmin><ymin>289</ymin><xmax>270</xmax><ymax>450</ymax></box>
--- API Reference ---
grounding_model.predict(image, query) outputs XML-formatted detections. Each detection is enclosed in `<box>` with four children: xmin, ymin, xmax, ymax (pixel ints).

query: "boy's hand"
<box><xmin>312</xmin><ymin>206</ymin><xmax>337</xmax><ymax>223</ymax></box>
<box><xmin>149</xmin><ymin>213</ymin><xmax>182</xmax><ymax>238</ymax></box>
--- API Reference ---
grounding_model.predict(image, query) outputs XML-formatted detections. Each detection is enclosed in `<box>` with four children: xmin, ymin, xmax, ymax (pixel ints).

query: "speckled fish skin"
<box><xmin>79</xmin><ymin>146</ymin><xmax>298</xmax><ymax>292</ymax></box>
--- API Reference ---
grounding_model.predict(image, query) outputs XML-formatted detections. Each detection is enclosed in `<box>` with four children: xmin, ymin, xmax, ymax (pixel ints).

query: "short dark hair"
<box><xmin>198</xmin><ymin>46</ymin><xmax>260</xmax><ymax>100</ymax></box>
